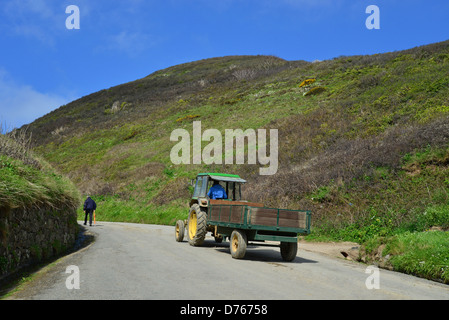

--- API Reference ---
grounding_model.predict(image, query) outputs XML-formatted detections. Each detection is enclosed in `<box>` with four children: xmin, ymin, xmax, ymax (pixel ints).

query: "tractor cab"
<box><xmin>190</xmin><ymin>173</ymin><xmax>246</xmax><ymax>208</ymax></box>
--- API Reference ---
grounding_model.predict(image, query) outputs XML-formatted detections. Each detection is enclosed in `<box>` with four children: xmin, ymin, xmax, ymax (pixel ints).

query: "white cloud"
<box><xmin>0</xmin><ymin>69</ymin><xmax>72</xmax><ymax>130</ymax></box>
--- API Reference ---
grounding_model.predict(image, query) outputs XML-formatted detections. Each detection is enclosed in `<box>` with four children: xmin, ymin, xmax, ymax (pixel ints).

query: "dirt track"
<box><xmin>299</xmin><ymin>240</ymin><xmax>361</xmax><ymax>260</ymax></box>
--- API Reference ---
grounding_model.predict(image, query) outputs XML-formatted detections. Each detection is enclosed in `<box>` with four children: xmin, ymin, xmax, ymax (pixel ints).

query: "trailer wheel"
<box><xmin>187</xmin><ymin>204</ymin><xmax>207</xmax><ymax>246</ymax></box>
<box><xmin>175</xmin><ymin>220</ymin><xmax>185</xmax><ymax>242</ymax></box>
<box><xmin>230</xmin><ymin>230</ymin><xmax>247</xmax><ymax>259</ymax></box>
<box><xmin>280</xmin><ymin>242</ymin><xmax>298</xmax><ymax>262</ymax></box>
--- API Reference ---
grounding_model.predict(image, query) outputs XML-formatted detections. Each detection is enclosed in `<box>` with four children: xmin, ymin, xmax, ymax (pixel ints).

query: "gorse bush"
<box><xmin>298</xmin><ymin>78</ymin><xmax>316</xmax><ymax>88</ymax></box>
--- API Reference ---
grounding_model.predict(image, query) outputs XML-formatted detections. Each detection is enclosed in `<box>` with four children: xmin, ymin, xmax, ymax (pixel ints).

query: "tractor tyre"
<box><xmin>175</xmin><ymin>220</ymin><xmax>185</xmax><ymax>242</ymax></box>
<box><xmin>280</xmin><ymin>241</ymin><xmax>298</xmax><ymax>262</ymax></box>
<box><xmin>187</xmin><ymin>204</ymin><xmax>207</xmax><ymax>246</ymax></box>
<box><xmin>230</xmin><ymin>229</ymin><xmax>247</xmax><ymax>259</ymax></box>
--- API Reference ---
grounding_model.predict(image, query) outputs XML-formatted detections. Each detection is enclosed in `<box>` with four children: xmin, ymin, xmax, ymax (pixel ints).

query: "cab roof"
<box><xmin>197</xmin><ymin>172</ymin><xmax>246</xmax><ymax>183</ymax></box>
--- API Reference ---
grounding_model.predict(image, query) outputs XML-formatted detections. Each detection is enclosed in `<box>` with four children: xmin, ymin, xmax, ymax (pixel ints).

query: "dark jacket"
<box><xmin>84</xmin><ymin>197</ymin><xmax>97</xmax><ymax>211</ymax></box>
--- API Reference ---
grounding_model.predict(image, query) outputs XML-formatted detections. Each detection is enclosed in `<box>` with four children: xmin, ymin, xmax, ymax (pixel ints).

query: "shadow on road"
<box><xmin>192</xmin><ymin>239</ymin><xmax>318</xmax><ymax>264</ymax></box>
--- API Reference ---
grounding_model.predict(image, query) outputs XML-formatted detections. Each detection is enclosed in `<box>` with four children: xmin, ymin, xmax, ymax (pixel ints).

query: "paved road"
<box><xmin>8</xmin><ymin>221</ymin><xmax>449</xmax><ymax>300</ymax></box>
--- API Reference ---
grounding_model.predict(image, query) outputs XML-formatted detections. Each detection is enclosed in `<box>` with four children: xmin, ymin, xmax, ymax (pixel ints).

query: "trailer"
<box><xmin>175</xmin><ymin>173</ymin><xmax>311</xmax><ymax>261</ymax></box>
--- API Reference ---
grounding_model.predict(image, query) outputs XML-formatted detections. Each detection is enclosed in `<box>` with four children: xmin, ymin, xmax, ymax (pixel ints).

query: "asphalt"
<box><xmin>6</xmin><ymin>221</ymin><xmax>449</xmax><ymax>300</ymax></box>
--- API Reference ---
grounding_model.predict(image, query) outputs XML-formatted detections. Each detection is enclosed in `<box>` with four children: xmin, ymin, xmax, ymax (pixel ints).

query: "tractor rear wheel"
<box><xmin>280</xmin><ymin>241</ymin><xmax>298</xmax><ymax>262</ymax></box>
<box><xmin>230</xmin><ymin>229</ymin><xmax>247</xmax><ymax>259</ymax></box>
<box><xmin>175</xmin><ymin>220</ymin><xmax>185</xmax><ymax>242</ymax></box>
<box><xmin>187</xmin><ymin>204</ymin><xmax>207</xmax><ymax>246</ymax></box>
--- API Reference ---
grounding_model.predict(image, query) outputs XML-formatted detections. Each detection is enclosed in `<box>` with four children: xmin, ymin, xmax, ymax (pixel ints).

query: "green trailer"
<box><xmin>175</xmin><ymin>173</ymin><xmax>311</xmax><ymax>261</ymax></box>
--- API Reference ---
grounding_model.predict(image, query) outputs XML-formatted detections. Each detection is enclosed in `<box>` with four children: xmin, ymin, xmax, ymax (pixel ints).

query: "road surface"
<box><xmin>7</xmin><ymin>221</ymin><xmax>449</xmax><ymax>300</ymax></box>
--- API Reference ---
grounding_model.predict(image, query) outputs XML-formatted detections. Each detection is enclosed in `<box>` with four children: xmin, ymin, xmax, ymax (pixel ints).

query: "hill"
<box><xmin>25</xmin><ymin>41</ymin><xmax>449</xmax><ymax>281</ymax></box>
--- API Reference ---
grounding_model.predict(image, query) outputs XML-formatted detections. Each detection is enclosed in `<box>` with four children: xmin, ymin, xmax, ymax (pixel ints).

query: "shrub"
<box><xmin>411</xmin><ymin>204</ymin><xmax>449</xmax><ymax>231</ymax></box>
<box><xmin>0</xmin><ymin>126</ymin><xmax>38</xmax><ymax>169</ymax></box>
<box><xmin>414</xmin><ymin>105</ymin><xmax>449</xmax><ymax>123</ymax></box>
<box><xmin>233</xmin><ymin>69</ymin><xmax>257</xmax><ymax>81</ymax></box>
<box><xmin>176</xmin><ymin>115</ymin><xmax>201</xmax><ymax>122</ymax></box>
<box><xmin>299</xmin><ymin>78</ymin><xmax>316</xmax><ymax>88</ymax></box>
<box><xmin>304</xmin><ymin>86</ymin><xmax>326</xmax><ymax>96</ymax></box>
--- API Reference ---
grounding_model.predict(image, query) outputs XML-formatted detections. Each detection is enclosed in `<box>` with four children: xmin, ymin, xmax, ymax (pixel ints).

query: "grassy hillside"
<box><xmin>26</xmin><ymin>41</ymin><xmax>449</xmax><ymax>282</ymax></box>
<box><xmin>0</xmin><ymin>127</ymin><xmax>81</xmax><ymax>261</ymax></box>
<box><xmin>0</xmin><ymin>128</ymin><xmax>80</xmax><ymax>211</ymax></box>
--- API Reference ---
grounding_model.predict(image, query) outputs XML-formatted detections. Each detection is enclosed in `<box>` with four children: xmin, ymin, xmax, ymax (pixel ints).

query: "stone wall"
<box><xmin>0</xmin><ymin>205</ymin><xmax>78</xmax><ymax>279</ymax></box>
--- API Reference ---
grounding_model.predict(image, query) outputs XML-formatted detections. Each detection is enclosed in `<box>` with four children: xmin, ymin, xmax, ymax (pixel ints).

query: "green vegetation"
<box><xmin>0</xmin><ymin>131</ymin><xmax>80</xmax><ymax>210</ymax></box>
<box><xmin>77</xmin><ymin>195</ymin><xmax>185</xmax><ymax>226</ymax></box>
<box><xmin>0</xmin><ymin>130</ymin><xmax>81</xmax><ymax>278</ymax></box>
<box><xmin>307</xmin><ymin>145</ymin><xmax>449</xmax><ymax>283</ymax></box>
<box><xmin>385</xmin><ymin>231</ymin><xmax>449</xmax><ymax>283</ymax></box>
<box><xmin>362</xmin><ymin>230</ymin><xmax>449</xmax><ymax>284</ymax></box>
<box><xmin>25</xmin><ymin>41</ymin><xmax>449</xmax><ymax>283</ymax></box>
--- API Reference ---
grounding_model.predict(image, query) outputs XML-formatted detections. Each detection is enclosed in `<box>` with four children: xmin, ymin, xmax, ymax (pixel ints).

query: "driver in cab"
<box><xmin>207</xmin><ymin>180</ymin><xmax>227</xmax><ymax>199</ymax></box>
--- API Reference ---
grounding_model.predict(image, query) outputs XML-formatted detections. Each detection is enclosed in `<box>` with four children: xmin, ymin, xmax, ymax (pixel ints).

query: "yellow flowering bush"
<box><xmin>299</xmin><ymin>78</ymin><xmax>316</xmax><ymax>88</ymax></box>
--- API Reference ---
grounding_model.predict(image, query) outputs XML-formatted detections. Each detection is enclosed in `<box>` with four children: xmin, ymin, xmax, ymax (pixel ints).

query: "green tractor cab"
<box><xmin>189</xmin><ymin>172</ymin><xmax>246</xmax><ymax>207</ymax></box>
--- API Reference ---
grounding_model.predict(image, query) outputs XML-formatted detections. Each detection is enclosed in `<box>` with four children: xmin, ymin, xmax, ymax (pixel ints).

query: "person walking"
<box><xmin>83</xmin><ymin>196</ymin><xmax>97</xmax><ymax>226</ymax></box>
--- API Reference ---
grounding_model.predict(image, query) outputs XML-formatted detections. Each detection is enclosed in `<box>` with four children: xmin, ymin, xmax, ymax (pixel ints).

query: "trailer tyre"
<box><xmin>175</xmin><ymin>220</ymin><xmax>185</xmax><ymax>242</ymax></box>
<box><xmin>187</xmin><ymin>204</ymin><xmax>207</xmax><ymax>246</ymax></box>
<box><xmin>230</xmin><ymin>230</ymin><xmax>247</xmax><ymax>259</ymax></box>
<box><xmin>280</xmin><ymin>242</ymin><xmax>298</xmax><ymax>262</ymax></box>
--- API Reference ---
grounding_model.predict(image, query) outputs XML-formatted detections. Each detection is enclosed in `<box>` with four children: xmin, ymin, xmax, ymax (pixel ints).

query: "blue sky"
<box><xmin>0</xmin><ymin>0</ymin><xmax>448</xmax><ymax>131</ymax></box>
